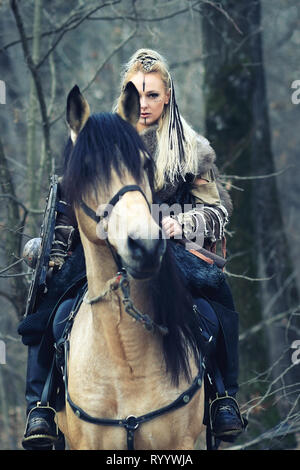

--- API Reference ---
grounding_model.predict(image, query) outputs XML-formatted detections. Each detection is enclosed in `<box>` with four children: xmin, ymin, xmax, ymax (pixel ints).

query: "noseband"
<box><xmin>80</xmin><ymin>184</ymin><xmax>150</xmax><ymax>224</ymax></box>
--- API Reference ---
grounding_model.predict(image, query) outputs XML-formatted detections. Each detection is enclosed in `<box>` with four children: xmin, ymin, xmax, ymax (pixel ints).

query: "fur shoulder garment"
<box><xmin>140</xmin><ymin>125</ymin><xmax>233</xmax><ymax>216</ymax></box>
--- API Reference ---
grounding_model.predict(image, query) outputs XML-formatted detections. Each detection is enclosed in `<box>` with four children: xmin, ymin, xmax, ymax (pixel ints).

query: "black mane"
<box><xmin>152</xmin><ymin>242</ymin><xmax>202</xmax><ymax>385</ymax></box>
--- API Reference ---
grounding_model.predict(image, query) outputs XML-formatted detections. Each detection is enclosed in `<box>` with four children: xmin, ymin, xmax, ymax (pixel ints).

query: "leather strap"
<box><xmin>79</xmin><ymin>184</ymin><xmax>152</xmax><ymax>272</ymax></box>
<box><xmin>80</xmin><ymin>184</ymin><xmax>150</xmax><ymax>225</ymax></box>
<box><xmin>64</xmin><ymin>340</ymin><xmax>204</xmax><ymax>451</ymax></box>
<box><xmin>58</xmin><ymin>289</ymin><xmax>203</xmax><ymax>451</ymax></box>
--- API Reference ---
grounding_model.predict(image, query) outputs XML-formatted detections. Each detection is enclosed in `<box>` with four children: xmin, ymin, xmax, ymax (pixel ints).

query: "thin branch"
<box><xmin>0</xmin><ymin>272</ymin><xmax>30</xmax><ymax>278</ymax></box>
<box><xmin>37</xmin><ymin>0</ymin><xmax>122</xmax><ymax>69</ymax></box>
<box><xmin>0</xmin><ymin>225</ymin><xmax>33</xmax><ymax>239</ymax></box>
<box><xmin>89</xmin><ymin>1</ymin><xmax>201</xmax><ymax>23</ymax></box>
<box><xmin>0</xmin><ymin>194</ymin><xmax>43</xmax><ymax>214</ymax></box>
<box><xmin>224</xmin><ymin>268</ymin><xmax>274</xmax><ymax>282</ymax></box>
<box><xmin>10</xmin><ymin>0</ymin><xmax>53</xmax><ymax>175</ymax></box>
<box><xmin>1</xmin><ymin>0</ymin><xmax>121</xmax><ymax>54</ymax></box>
<box><xmin>264</xmin><ymin>271</ymin><xmax>297</xmax><ymax>317</ymax></box>
<box><xmin>244</xmin><ymin>354</ymin><xmax>298</xmax><ymax>418</ymax></box>
<box><xmin>239</xmin><ymin>305</ymin><xmax>300</xmax><ymax>342</ymax></box>
<box><xmin>49</xmin><ymin>24</ymin><xmax>138</xmax><ymax>127</ymax></box>
<box><xmin>227</xmin><ymin>421</ymin><xmax>300</xmax><ymax>450</ymax></box>
<box><xmin>197</xmin><ymin>0</ymin><xmax>243</xmax><ymax>35</ymax></box>
<box><xmin>1</xmin><ymin>0</ymin><xmax>200</xmax><ymax>54</ymax></box>
<box><xmin>82</xmin><ymin>25</ymin><xmax>137</xmax><ymax>94</ymax></box>
<box><xmin>222</xmin><ymin>166</ymin><xmax>293</xmax><ymax>181</ymax></box>
<box><xmin>0</xmin><ymin>259</ymin><xmax>24</xmax><ymax>275</ymax></box>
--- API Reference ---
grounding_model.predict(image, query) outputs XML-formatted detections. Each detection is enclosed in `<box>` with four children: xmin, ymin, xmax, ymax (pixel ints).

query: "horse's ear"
<box><xmin>118</xmin><ymin>81</ymin><xmax>140</xmax><ymax>127</ymax></box>
<box><xmin>66</xmin><ymin>85</ymin><xmax>90</xmax><ymax>143</ymax></box>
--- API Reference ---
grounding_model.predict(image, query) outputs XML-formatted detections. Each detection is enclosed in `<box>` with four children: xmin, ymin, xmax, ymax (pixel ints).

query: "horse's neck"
<box><xmin>82</xmin><ymin>240</ymin><xmax>116</xmax><ymax>294</ymax></box>
<box><xmin>82</xmin><ymin>240</ymin><xmax>162</xmax><ymax>377</ymax></box>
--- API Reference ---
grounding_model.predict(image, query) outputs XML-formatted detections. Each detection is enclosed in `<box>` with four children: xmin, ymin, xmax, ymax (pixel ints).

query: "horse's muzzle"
<box><xmin>123</xmin><ymin>236</ymin><xmax>166</xmax><ymax>279</ymax></box>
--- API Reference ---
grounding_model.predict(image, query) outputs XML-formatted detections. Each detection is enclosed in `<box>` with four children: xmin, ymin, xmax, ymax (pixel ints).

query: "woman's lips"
<box><xmin>140</xmin><ymin>113</ymin><xmax>150</xmax><ymax>118</ymax></box>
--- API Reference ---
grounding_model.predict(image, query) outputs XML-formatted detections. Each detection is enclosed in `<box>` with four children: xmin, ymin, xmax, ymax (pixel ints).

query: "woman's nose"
<box><xmin>140</xmin><ymin>95</ymin><xmax>148</xmax><ymax>108</ymax></box>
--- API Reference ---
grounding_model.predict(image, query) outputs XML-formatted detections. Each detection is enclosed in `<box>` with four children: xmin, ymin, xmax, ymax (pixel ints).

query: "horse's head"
<box><xmin>63</xmin><ymin>84</ymin><xmax>165</xmax><ymax>279</ymax></box>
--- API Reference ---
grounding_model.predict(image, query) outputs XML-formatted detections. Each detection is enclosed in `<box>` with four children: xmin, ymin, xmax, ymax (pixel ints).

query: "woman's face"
<box><xmin>129</xmin><ymin>71</ymin><xmax>170</xmax><ymax>133</ymax></box>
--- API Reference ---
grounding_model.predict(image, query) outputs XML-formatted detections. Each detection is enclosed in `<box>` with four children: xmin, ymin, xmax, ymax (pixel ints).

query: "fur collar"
<box><xmin>139</xmin><ymin>124</ymin><xmax>232</xmax><ymax>214</ymax></box>
<box><xmin>139</xmin><ymin>124</ymin><xmax>216</xmax><ymax>177</ymax></box>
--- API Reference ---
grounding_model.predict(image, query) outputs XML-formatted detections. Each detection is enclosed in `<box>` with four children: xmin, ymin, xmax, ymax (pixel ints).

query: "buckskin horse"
<box><xmin>54</xmin><ymin>83</ymin><xmax>205</xmax><ymax>450</ymax></box>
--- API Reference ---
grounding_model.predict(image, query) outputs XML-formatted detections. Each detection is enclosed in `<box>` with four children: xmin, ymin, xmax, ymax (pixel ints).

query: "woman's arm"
<box><xmin>168</xmin><ymin>169</ymin><xmax>230</xmax><ymax>249</ymax></box>
<box><xmin>50</xmin><ymin>180</ymin><xmax>78</xmax><ymax>269</ymax></box>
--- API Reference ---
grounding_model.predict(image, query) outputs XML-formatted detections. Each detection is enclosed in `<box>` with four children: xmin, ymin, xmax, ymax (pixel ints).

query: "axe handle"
<box><xmin>176</xmin><ymin>239</ymin><xmax>227</xmax><ymax>269</ymax></box>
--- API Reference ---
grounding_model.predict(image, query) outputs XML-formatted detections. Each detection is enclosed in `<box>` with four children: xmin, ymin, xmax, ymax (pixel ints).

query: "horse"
<box><xmin>55</xmin><ymin>83</ymin><xmax>205</xmax><ymax>450</ymax></box>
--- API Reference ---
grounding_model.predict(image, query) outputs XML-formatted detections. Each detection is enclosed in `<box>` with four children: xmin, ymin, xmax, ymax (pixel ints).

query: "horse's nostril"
<box><xmin>128</xmin><ymin>236</ymin><xmax>144</xmax><ymax>260</ymax></box>
<box><xmin>127</xmin><ymin>236</ymin><xmax>165</xmax><ymax>262</ymax></box>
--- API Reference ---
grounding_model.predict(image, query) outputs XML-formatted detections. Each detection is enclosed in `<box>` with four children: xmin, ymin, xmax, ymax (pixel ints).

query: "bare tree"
<box><xmin>201</xmin><ymin>0</ymin><xmax>299</xmax><ymax>448</ymax></box>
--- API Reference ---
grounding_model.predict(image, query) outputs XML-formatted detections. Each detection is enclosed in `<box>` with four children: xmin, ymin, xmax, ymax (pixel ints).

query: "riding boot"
<box><xmin>206</xmin><ymin>303</ymin><xmax>248</xmax><ymax>442</ymax></box>
<box><xmin>22</xmin><ymin>344</ymin><xmax>58</xmax><ymax>450</ymax></box>
<box><xmin>195</xmin><ymin>297</ymin><xmax>247</xmax><ymax>442</ymax></box>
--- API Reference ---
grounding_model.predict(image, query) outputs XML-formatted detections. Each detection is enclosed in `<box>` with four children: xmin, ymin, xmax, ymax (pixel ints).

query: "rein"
<box><xmin>83</xmin><ymin>268</ymin><xmax>168</xmax><ymax>336</ymax></box>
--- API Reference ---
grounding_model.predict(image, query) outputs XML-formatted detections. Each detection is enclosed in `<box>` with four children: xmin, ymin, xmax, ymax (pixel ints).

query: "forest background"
<box><xmin>0</xmin><ymin>0</ymin><xmax>299</xmax><ymax>450</ymax></box>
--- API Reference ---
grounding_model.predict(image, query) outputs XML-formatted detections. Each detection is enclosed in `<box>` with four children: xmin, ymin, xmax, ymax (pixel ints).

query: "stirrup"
<box><xmin>209</xmin><ymin>392</ymin><xmax>247</xmax><ymax>442</ymax></box>
<box><xmin>22</xmin><ymin>402</ymin><xmax>59</xmax><ymax>449</ymax></box>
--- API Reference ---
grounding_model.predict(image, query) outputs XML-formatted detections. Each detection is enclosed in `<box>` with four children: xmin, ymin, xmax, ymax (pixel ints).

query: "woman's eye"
<box><xmin>148</xmin><ymin>93</ymin><xmax>159</xmax><ymax>99</ymax></box>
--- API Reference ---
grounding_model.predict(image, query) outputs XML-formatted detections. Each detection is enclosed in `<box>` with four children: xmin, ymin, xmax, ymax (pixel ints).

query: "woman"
<box><xmin>20</xmin><ymin>49</ymin><xmax>245</xmax><ymax>449</ymax></box>
<box><xmin>115</xmin><ymin>49</ymin><xmax>244</xmax><ymax>438</ymax></box>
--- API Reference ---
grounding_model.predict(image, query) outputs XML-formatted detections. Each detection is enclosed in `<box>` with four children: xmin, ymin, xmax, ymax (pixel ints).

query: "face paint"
<box><xmin>130</xmin><ymin>71</ymin><xmax>170</xmax><ymax>133</ymax></box>
<box><xmin>143</xmin><ymin>75</ymin><xmax>146</xmax><ymax>125</ymax></box>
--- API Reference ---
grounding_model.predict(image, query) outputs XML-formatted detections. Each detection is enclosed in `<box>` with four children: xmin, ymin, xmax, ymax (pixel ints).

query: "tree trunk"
<box><xmin>201</xmin><ymin>0</ymin><xmax>299</xmax><ymax>444</ymax></box>
<box><xmin>0</xmin><ymin>136</ymin><xmax>28</xmax><ymax>318</ymax></box>
<box><xmin>26</xmin><ymin>0</ymin><xmax>42</xmax><ymax>235</ymax></box>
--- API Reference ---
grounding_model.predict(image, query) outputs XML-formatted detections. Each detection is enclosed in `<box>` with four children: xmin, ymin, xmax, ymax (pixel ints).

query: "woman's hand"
<box><xmin>162</xmin><ymin>216</ymin><xmax>183</xmax><ymax>239</ymax></box>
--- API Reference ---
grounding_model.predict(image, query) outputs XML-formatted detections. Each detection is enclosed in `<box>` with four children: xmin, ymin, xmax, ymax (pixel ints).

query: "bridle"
<box><xmin>59</xmin><ymin>184</ymin><xmax>204</xmax><ymax>450</ymax></box>
<box><xmin>80</xmin><ymin>184</ymin><xmax>150</xmax><ymax>272</ymax></box>
<box><xmin>79</xmin><ymin>184</ymin><xmax>168</xmax><ymax>336</ymax></box>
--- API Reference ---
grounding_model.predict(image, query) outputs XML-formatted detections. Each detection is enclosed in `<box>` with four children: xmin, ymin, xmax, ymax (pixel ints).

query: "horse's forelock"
<box><xmin>63</xmin><ymin>112</ymin><xmax>153</xmax><ymax>206</ymax></box>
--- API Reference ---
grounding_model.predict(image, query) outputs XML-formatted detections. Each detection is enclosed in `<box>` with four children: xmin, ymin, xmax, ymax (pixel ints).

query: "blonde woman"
<box><xmin>20</xmin><ymin>49</ymin><xmax>246</xmax><ymax>449</ymax></box>
<box><xmin>116</xmin><ymin>49</ymin><xmax>233</xmax><ymax>245</ymax></box>
<box><xmin>114</xmin><ymin>49</ymin><xmax>245</xmax><ymax>442</ymax></box>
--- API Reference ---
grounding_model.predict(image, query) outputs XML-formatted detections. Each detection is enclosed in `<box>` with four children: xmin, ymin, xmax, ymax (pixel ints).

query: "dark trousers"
<box><xmin>194</xmin><ymin>281</ymin><xmax>239</xmax><ymax>397</ymax></box>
